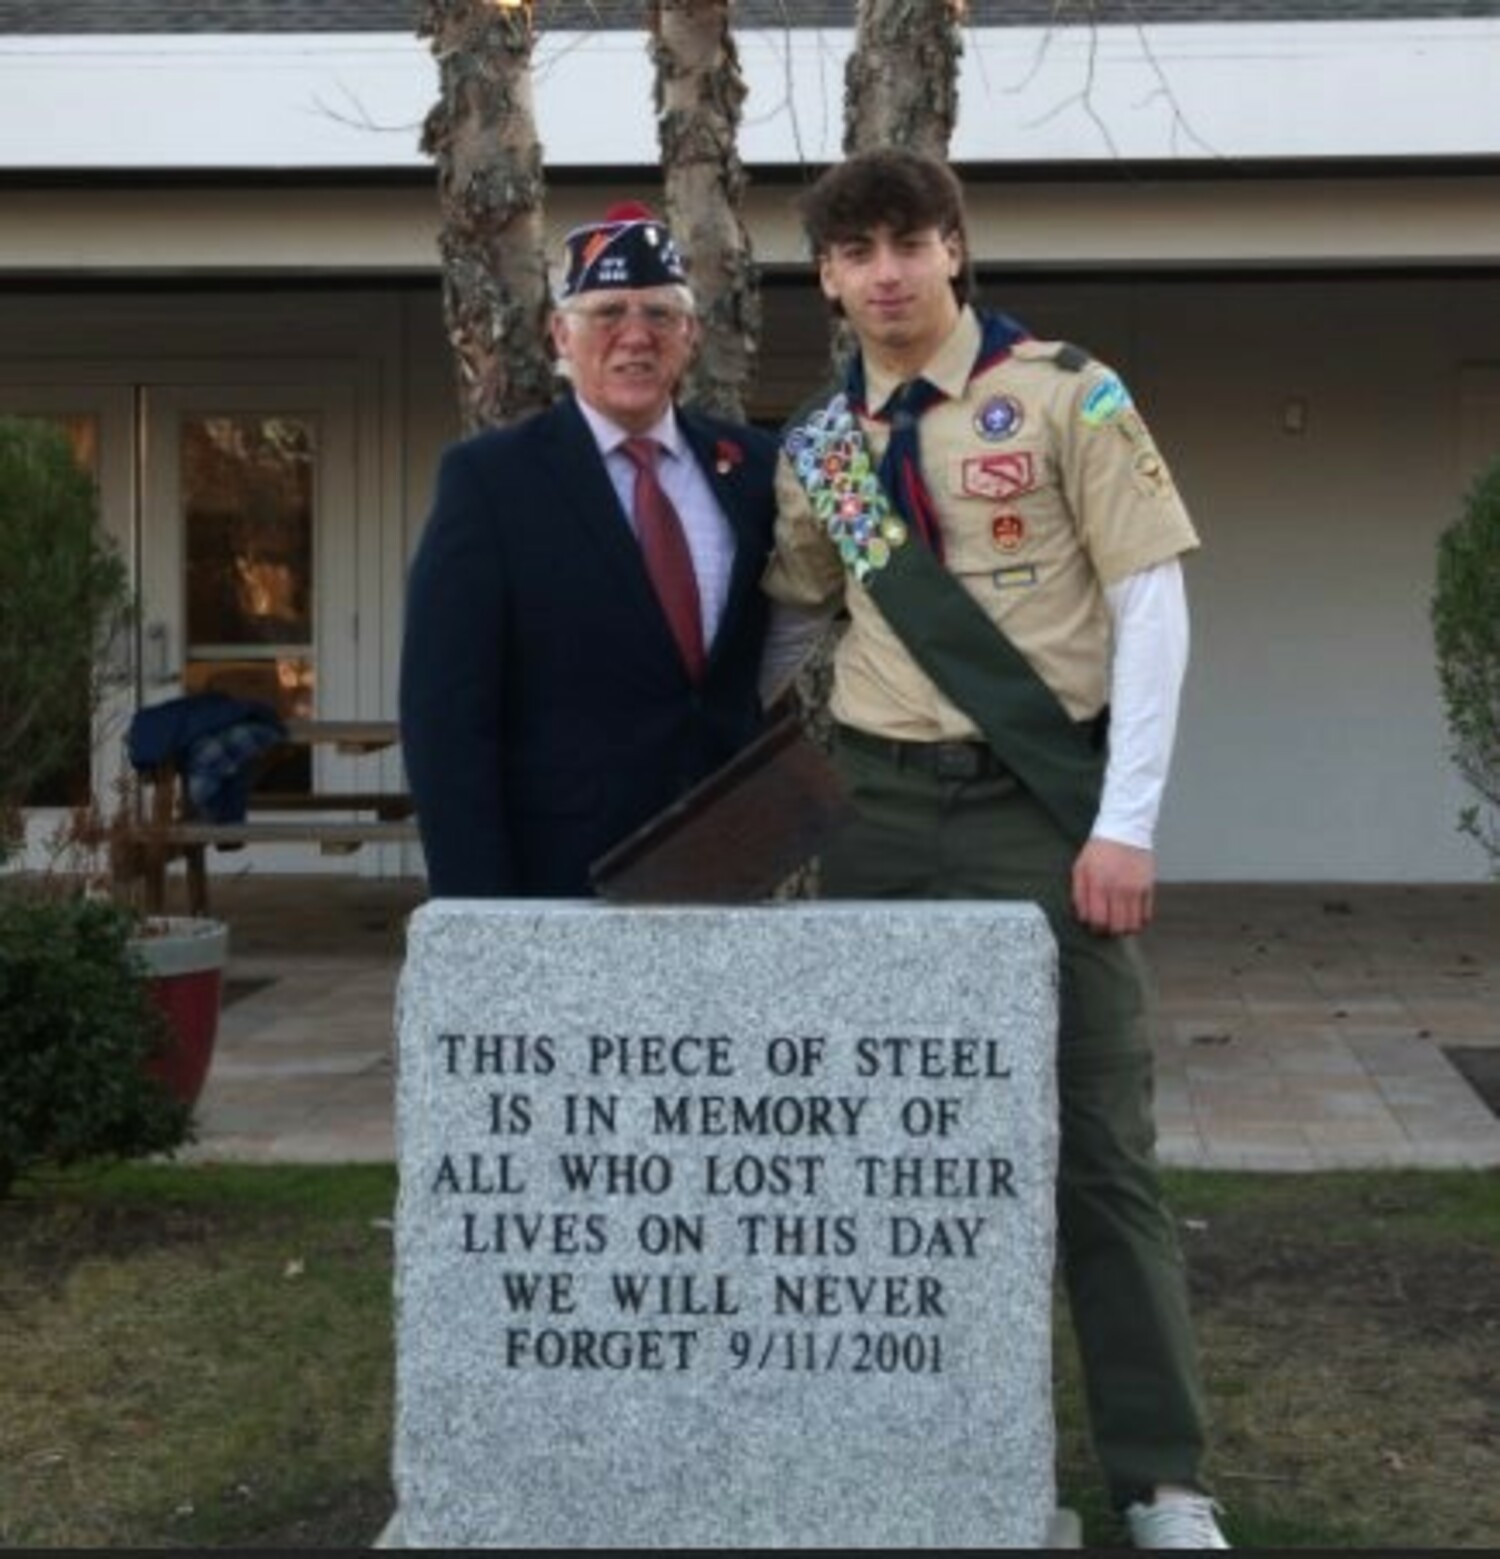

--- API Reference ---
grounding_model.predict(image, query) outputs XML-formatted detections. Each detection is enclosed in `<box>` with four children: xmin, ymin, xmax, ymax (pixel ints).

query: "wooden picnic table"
<box><xmin>116</xmin><ymin>716</ymin><xmax>416</xmax><ymax>915</ymax></box>
<box><xmin>282</xmin><ymin>718</ymin><xmax>403</xmax><ymax>756</ymax></box>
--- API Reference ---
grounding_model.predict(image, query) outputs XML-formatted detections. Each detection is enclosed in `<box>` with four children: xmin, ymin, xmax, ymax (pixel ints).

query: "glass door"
<box><xmin>140</xmin><ymin>383</ymin><xmax>358</xmax><ymax>814</ymax></box>
<box><xmin>138</xmin><ymin>380</ymin><xmax>368</xmax><ymax>876</ymax></box>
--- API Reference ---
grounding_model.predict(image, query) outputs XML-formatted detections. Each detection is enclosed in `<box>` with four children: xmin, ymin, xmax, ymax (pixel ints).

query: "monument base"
<box><xmin>374</xmin><ymin>1508</ymin><xmax>1084</xmax><ymax>1549</ymax></box>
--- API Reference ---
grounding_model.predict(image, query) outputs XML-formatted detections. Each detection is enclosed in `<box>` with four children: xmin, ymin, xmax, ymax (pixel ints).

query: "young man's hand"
<box><xmin>1072</xmin><ymin>838</ymin><xmax>1156</xmax><ymax>935</ymax></box>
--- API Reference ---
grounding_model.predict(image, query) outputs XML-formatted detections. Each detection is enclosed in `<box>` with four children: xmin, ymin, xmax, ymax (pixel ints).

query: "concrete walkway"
<box><xmin>182</xmin><ymin>876</ymin><xmax>1500</xmax><ymax>1171</ymax></box>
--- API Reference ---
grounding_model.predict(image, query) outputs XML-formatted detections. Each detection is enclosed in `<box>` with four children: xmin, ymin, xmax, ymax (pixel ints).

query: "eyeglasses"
<box><xmin>565</xmin><ymin>300</ymin><xmax>693</xmax><ymax>335</ymax></box>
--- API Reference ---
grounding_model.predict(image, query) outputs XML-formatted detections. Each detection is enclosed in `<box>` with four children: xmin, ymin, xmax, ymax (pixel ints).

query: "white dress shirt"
<box><xmin>574</xmin><ymin>397</ymin><xmax>736</xmax><ymax>647</ymax></box>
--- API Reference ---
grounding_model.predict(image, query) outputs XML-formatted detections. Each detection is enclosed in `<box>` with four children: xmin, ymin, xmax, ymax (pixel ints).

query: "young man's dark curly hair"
<box><xmin>797</xmin><ymin>149</ymin><xmax>975</xmax><ymax>307</ymax></box>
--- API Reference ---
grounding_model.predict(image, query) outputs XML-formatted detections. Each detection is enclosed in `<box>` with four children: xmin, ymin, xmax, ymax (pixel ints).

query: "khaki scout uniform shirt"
<box><xmin>764</xmin><ymin>306</ymin><xmax>1200</xmax><ymax>738</ymax></box>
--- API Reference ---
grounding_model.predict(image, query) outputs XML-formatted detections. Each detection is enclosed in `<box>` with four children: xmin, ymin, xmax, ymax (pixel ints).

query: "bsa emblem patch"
<box><xmin>990</xmin><ymin>512</ymin><xmax>1027</xmax><ymax>553</ymax></box>
<box><xmin>957</xmin><ymin>451</ymin><xmax>1037</xmax><ymax>501</ymax></box>
<box><xmin>974</xmin><ymin>394</ymin><xmax>1024</xmax><ymax>442</ymax></box>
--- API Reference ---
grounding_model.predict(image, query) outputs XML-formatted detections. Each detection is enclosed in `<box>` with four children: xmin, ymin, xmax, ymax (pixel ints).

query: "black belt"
<box><xmin>836</xmin><ymin>724</ymin><xmax>1011</xmax><ymax>782</ymax></box>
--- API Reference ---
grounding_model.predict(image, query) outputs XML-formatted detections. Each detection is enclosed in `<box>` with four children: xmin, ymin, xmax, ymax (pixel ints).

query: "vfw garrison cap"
<box><xmin>559</xmin><ymin>202</ymin><xmax>688</xmax><ymax>298</ymax></box>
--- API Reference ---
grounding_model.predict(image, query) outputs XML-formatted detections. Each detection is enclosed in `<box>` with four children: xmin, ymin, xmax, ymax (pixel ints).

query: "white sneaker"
<box><xmin>1124</xmin><ymin>1490</ymin><xmax>1230</xmax><ymax>1549</ymax></box>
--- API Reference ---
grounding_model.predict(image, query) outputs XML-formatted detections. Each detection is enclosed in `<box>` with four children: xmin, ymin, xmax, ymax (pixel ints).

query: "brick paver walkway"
<box><xmin>185</xmin><ymin>877</ymin><xmax>1500</xmax><ymax>1170</ymax></box>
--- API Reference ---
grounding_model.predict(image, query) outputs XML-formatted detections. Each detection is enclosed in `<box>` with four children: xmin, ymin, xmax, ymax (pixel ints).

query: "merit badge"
<box><xmin>974</xmin><ymin>394</ymin><xmax>1024</xmax><ymax>442</ymax></box>
<box><xmin>781</xmin><ymin>391</ymin><xmax>904</xmax><ymax>582</ymax></box>
<box><xmin>957</xmin><ymin>451</ymin><xmax>1037</xmax><ymax>501</ymax></box>
<box><xmin>1081</xmin><ymin>374</ymin><xmax>1132</xmax><ymax>428</ymax></box>
<box><xmin>990</xmin><ymin>512</ymin><xmax>1027</xmax><ymax>553</ymax></box>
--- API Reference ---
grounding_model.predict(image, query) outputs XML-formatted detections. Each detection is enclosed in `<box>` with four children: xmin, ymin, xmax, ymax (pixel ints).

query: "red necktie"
<box><xmin>622</xmin><ymin>436</ymin><xmax>706</xmax><ymax>683</ymax></box>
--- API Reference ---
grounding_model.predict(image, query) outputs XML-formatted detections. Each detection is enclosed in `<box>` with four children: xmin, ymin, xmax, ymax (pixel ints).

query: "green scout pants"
<box><xmin>822</xmin><ymin>731</ymin><xmax>1209</xmax><ymax>1508</ymax></box>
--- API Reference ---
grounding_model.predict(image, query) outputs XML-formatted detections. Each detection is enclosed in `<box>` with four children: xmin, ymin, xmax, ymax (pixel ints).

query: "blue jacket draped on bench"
<box><xmin>127</xmin><ymin>694</ymin><xmax>287</xmax><ymax>824</ymax></box>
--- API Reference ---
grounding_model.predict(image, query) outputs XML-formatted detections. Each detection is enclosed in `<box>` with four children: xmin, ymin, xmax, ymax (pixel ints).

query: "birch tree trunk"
<box><xmin>419</xmin><ymin>0</ymin><xmax>555</xmax><ymax>432</ymax></box>
<box><xmin>844</xmin><ymin>0</ymin><xmax>965</xmax><ymax>158</ymax></box>
<box><xmin>649</xmin><ymin>0</ymin><xmax>760</xmax><ymax>421</ymax></box>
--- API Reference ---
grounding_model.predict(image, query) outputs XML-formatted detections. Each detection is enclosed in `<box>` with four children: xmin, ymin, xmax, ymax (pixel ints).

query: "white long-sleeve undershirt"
<box><xmin>1093</xmin><ymin>559</ymin><xmax>1190</xmax><ymax>851</ymax></box>
<box><xmin>758</xmin><ymin>601</ymin><xmax>836</xmax><ymax>709</ymax></box>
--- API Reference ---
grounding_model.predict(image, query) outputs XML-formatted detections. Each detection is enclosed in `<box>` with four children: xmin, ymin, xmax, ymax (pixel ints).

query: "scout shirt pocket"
<box><xmin>942</xmin><ymin>442</ymin><xmax>1072</xmax><ymax>592</ymax></box>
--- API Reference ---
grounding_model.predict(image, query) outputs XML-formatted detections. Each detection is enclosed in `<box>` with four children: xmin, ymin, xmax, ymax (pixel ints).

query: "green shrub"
<box><xmin>1432</xmin><ymin>457</ymin><xmax>1500</xmax><ymax>874</ymax></box>
<box><xmin>0</xmin><ymin>890</ymin><xmax>194</xmax><ymax>1197</ymax></box>
<box><xmin>0</xmin><ymin>417</ymin><xmax>131</xmax><ymax>862</ymax></box>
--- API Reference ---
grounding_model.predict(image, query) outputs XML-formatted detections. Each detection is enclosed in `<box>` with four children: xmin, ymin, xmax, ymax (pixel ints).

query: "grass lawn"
<box><xmin>1</xmin><ymin>1163</ymin><xmax>1496</xmax><ymax>1548</ymax></box>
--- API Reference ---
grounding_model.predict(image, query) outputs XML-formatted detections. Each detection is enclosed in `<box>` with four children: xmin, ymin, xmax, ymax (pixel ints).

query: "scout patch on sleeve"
<box><xmin>1131</xmin><ymin>448</ymin><xmax>1174</xmax><ymax>498</ymax></box>
<box><xmin>1113</xmin><ymin>409</ymin><xmax>1176</xmax><ymax>498</ymax></box>
<box><xmin>1080</xmin><ymin>373</ymin><xmax>1133</xmax><ymax>427</ymax></box>
<box><xmin>951</xmin><ymin>450</ymin><xmax>1038</xmax><ymax>501</ymax></box>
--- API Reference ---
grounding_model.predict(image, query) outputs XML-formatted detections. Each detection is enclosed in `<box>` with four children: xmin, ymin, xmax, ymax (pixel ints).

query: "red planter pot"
<box><xmin>131</xmin><ymin>916</ymin><xmax>230</xmax><ymax>1108</ymax></box>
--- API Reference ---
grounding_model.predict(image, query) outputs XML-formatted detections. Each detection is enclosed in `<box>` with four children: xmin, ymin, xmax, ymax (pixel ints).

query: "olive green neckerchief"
<box><xmin>784</xmin><ymin>388</ymin><xmax>1105</xmax><ymax>846</ymax></box>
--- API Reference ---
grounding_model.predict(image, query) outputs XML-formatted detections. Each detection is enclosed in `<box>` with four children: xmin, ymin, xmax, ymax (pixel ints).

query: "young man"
<box><xmin>763</xmin><ymin>150</ymin><xmax>1227</xmax><ymax>1550</ymax></box>
<box><xmin>400</xmin><ymin>204</ymin><xmax>778</xmax><ymax>897</ymax></box>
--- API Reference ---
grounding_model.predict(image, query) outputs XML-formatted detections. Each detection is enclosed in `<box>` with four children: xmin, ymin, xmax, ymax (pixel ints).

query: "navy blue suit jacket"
<box><xmin>399</xmin><ymin>392</ymin><xmax>778</xmax><ymax>897</ymax></box>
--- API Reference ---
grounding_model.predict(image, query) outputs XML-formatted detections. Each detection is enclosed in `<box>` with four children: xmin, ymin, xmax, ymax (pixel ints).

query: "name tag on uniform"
<box><xmin>993</xmin><ymin>564</ymin><xmax>1039</xmax><ymax>590</ymax></box>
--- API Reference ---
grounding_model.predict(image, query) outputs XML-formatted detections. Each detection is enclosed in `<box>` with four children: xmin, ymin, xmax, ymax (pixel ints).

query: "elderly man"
<box><xmin>400</xmin><ymin>203</ymin><xmax>779</xmax><ymax>896</ymax></box>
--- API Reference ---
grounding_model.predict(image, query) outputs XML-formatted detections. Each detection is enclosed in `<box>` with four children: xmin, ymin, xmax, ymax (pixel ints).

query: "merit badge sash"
<box><xmin>782</xmin><ymin>390</ymin><xmax>1105</xmax><ymax>845</ymax></box>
